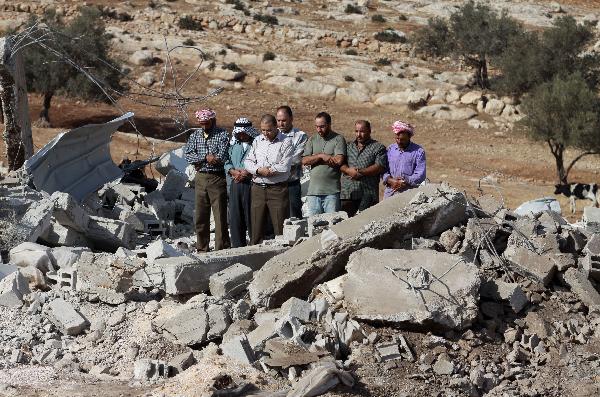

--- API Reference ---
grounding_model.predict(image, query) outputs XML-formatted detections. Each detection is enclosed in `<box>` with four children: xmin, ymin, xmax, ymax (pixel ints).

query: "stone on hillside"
<box><xmin>263</xmin><ymin>76</ymin><xmax>337</xmax><ymax>100</ymax></box>
<box><xmin>342</xmin><ymin>248</ymin><xmax>480</xmax><ymax>330</ymax></box>
<box><xmin>484</xmin><ymin>98</ymin><xmax>505</xmax><ymax>116</ymax></box>
<box><xmin>130</xmin><ymin>50</ymin><xmax>155</xmax><ymax>66</ymax></box>
<box><xmin>415</xmin><ymin>105</ymin><xmax>477</xmax><ymax>121</ymax></box>
<box><xmin>460</xmin><ymin>91</ymin><xmax>482</xmax><ymax>105</ymax></box>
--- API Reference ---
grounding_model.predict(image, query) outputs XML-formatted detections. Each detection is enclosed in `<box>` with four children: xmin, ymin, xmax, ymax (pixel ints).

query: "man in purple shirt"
<box><xmin>382</xmin><ymin>120</ymin><xmax>426</xmax><ymax>198</ymax></box>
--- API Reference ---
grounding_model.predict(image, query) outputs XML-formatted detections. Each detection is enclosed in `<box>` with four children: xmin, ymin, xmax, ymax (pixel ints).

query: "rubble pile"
<box><xmin>1</xmin><ymin>175</ymin><xmax>600</xmax><ymax>396</ymax></box>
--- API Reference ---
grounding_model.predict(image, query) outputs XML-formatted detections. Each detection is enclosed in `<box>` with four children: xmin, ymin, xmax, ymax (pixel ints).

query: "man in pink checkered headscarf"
<box><xmin>184</xmin><ymin>108</ymin><xmax>231</xmax><ymax>251</ymax></box>
<box><xmin>382</xmin><ymin>120</ymin><xmax>426</xmax><ymax>198</ymax></box>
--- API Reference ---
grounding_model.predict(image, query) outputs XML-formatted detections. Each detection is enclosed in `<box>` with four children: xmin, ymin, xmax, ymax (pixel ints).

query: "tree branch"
<box><xmin>565</xmin><ymin>151</ymin><xmax>599</xmax><ymax>180</ymax></box>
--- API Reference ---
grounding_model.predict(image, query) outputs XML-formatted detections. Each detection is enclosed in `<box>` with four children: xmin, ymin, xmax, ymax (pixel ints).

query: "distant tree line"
<box><xmin>413</xmin><ymin>1</ymin><xmax>600</xmax><ymax>184</ymax></box>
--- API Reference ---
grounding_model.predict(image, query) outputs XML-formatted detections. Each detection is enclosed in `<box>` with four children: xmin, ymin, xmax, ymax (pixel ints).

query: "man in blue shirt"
<box><xmin>184</xmin><ymin>108</ymin><xmax>231</xmax><ymax>252</ymax></box>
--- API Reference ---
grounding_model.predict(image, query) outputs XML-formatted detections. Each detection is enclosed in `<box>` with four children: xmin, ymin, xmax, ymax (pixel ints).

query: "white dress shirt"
<box><xmin>244</xmin><ymin>132</ymin><xmax>293</xmax><ymax>184</ymax></box>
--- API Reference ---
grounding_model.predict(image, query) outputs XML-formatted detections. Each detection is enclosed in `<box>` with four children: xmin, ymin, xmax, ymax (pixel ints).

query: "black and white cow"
<box><xmin>554</xmin><ymin>183</ymin><xmax>600</xmax><ymax>214</ymax></box>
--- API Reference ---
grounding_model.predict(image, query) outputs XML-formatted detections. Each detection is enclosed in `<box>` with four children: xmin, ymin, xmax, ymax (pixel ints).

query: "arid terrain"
<box><xmin>2</xmin><ymin>0</ymin><xmax>600</xmax><ymax>396</ymax></box>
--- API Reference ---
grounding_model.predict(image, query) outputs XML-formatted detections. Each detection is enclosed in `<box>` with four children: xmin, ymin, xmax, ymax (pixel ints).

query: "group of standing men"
<box><xmin>184</xmin><ymin>106</ymin><xmax>426</xmax><ymax>252</ymax></box>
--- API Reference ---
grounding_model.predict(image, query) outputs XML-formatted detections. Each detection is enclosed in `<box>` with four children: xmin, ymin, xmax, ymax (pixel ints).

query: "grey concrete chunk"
<box><xmin>49</xmin><ymin>246</ymin><xmax>91</xmax><ymax>269</ymax></box>
<box><xmin>168</xmin><ymin>351</ymin><xmax>196</xmax><ymax>374</ymax></box>
<box><xmin>145</xmin><ymin>239</ymin><xmax>183</xmax><ymax>264</ymax></box>
<box><xmin>584</xmin><ymin>234</ymin><xmax>600</xmax><ymax>256</ymax></box>
<box><xmin>480</xmin><ymin>280</ymin><xmax>529</xmax><ymax>313</ymax></box>
<box><xmin>208</xmin><ymin>263</ymin><xmax>253</xmax><ymax>298</ymax></box>
<box><xmin>46</xmin><ymin>298</ymin><xmax>88</xmax><ymax>336</ymax></box>
<box><xmin>0</xmin><ymin>263</ymin><xmax>18</xmax><ymax>280</ymax></box>
<box><xmin>133</xmin><ymin>358</ymin><xmax>171</xmax><ymax>381</ymax></box>
<box><xmin>9</xmin><ymin>242</ymin><xmax>54</xmax><ymax>273</ymax></box>
<box><xmin>160</xmin><ymin>170</ymin><xmax>187</xmax><ymax>201</ymax></box>
<box><xmin>206</xmin><ymin>304</ymin><xmax>231</xmax><ymax>339</ymax></box>
<box><xmin>250</xmin><ymin>184</ymin><xmax>468</xmax><ymax>308</ymax></box>
<box><xmin>581</xmin><ymin>254</ymin><xmax>600</xmax><ymax>282</ymax></box>
<box><xmin>87</xmin><ymin>215</ymin><xmax>136</xmax><ymax>251</ymax></box>
<box><xmin>562</xmin><ymin>267</ymin><xmax>600</xmax><ymax>308</ymax></box>
<box><xmin>159</xmin><ymin>256</ymin><xmax>210</xmax><ymax>295</ymax></box>
<box><xmin>247</xmin><ymin>321</ymin><xmax>278</xmax><ymax>351</ymax></box>
<box><xmin>221</xmin><ymin>334</ymin><xmax>255</xmax><ymax>365</ymax></box>
<box><xmin>342</xmin><ymin>248</ymin><xmax>480</xmax><ymax>330</ymax></box>
<box><xmin>280</xmin><ymin>297</ymin><xmax>311</xmax><ymax>322</ymax></box>
<box><xmin>51</xmin><ymin>192</ymin><xmax>90</xmax><ymax>232</ymax></box>
<box><xmin>0</xmin><ymin>271</ymin><xmax>30</xmax><ymax>308</ymax></box>
<box><xmin>583</xmin><ymin>206</ymin><xmax>600</xmax><ymax>233</ymax></box>
<box><xmin>152</xmin><ymin>303</ymin><xmax>208</xmax><ymax>346</ymax></box>
<box><xmin>504</xmin><ymin>245</ymin><xmax>557</xmax><ymax>287</ymax></box>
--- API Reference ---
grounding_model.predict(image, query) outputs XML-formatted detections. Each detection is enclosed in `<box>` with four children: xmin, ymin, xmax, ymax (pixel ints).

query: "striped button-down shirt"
<box><xmin>184</xmin><ymin>127</ymin><xmax>229</xmax><ymax>172</ymax></box>
<box><xmin>243</xmin><ymin>132</ymin><xmax>293</xmax><ymax>184</ymax></box>
<box><xmin>283</xmin><ymin>127</ymin><xmax>308</xmax><ymax>182</ymax></box>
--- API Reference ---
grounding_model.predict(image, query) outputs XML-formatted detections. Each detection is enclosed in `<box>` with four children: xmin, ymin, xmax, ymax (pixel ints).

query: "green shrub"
<box><xmin>344</xmin><ymin>75</ymin><xmax>355</xmax><ymax>82</ymax></box>
<box><xmin>345</xmin><ymin>4</ymin><xmax>363</xmax><ymax>14</ymax></box>
<box><xmin>254</xmin><ymin>13</ymin><xmax>278</xmax><ymax>25</ymax></box>
<box><xmin>374</xmin><ymin>29</ymin><xmax>406</xmax><ymax>43</ymax></box>
<box><xmin>375</xmin><ymin>58</ymin><xmax>391</xmax><ymax>66</ymax></box>
<box><xmin>263</xmin><ymin>51</ymin><xmax>276</xmax><ymax>61</ymax></box>
<box><xmin>182</xmin><ymin>38</ymin><xmax>195</xmax><ymax>46</ymax></box>
<box><xmin>371</xmin><ymin>14</ymin><xmax>385</xmax><ymax>23</ymax></box>
<box><xmin>178</xmin><ymin>15</ymin><xmax>202</xmax><ymax>31</ymax></box>
<box><xmin>344</xmin><ymin>48</ymin><xmax>358</xmax><ymax>55</ymax></box>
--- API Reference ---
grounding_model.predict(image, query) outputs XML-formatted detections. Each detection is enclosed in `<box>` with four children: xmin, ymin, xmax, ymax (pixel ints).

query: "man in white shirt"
<box><xmin>276</xmin><ymin>105</ymin><xmax>307</xmax><ymax>219</ymax></box>
<box><xmin>244</xmin><ymin>114</ymin><xmax>293</xmax><ymax>245</ymax></box>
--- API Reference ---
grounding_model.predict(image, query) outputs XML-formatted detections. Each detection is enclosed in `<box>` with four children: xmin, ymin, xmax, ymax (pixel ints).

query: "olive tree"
<box><xmin>521</xmin><ymin>73</ymin><xmax>600</xmax><ymax>184</ymax></box>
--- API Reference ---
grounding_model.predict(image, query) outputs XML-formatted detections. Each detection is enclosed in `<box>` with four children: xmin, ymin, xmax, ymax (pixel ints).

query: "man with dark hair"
<box><xmin>244</xmin><ymin>114</ymin><xmax>293</xmax><ymax>244</ymax></box>
<box><xmin>340</xmin><ymin>120</ymin><xmax>387</xmax><ymax>216</ymax></box>
<box><xmin>302</xmin><ymin>112</ymin><xmax>347</xmax><ymax>215</ymax></box>
<box><xmin>225</xmin><ymin>117</ymin><xmax>260</xmax><ymax>247</ymax></box>
<box><xmin>184</xmin><ymin>108</ymin><xmax>231</xmax><ymax>252</ymax></box>
<box><xmin>276</xmin><ymin>105</ymin><xmax>307</xmax><ymax>219</ymax></box>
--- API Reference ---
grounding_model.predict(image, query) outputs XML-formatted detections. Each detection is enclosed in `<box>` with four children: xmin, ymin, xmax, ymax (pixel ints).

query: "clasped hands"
<box><xmin>387</xmin><ymin>177</ymin><xmax>408</xmax><ymax>191</ymax></box>
<box><xmin>317</xmin><ymin>153</ymin><xmax>342</xmax><ymax>168</ymax></box>
<box><xmin>205</xmin><ymin>154</ymin><xmax>220</xmax><ymax>165</ymax></box>
<box><xmin>229</xmin><ymin>168</ymin><xmax>251</xmax><ymax>182</ymax></box>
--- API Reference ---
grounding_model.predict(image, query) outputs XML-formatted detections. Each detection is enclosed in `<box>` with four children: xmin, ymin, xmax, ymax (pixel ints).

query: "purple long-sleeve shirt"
<box><xmin>382</xmin><ymin>141</ymin><xmax>426</xmax><ymax>198</ymax></box>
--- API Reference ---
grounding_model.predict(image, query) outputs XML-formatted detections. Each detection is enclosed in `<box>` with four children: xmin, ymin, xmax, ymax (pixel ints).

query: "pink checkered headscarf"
<box><xmin>195</xmin><ymin>108</ymin><xmax>216</xmax><ymax>122</ymax></box>
<box><xmin>392</xmin><ymin>120</ymin><xmax>414</xmax><ymax>136</ymax></box>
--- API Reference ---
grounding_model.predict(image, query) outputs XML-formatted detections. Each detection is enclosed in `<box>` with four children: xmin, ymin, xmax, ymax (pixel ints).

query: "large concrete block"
<box><xmin>480</xmin><ymin>280</ymin><xmax>528</xmax><ymax>312</ymax></box>
<box><xmin>46</xmin><ymin>298</ymin><xmax>88</xmax><ymax>335</ymax></box>
<box><xmin>0</xmin><ymin>271</ymin><xmax>30</xmax><ymax>307</ymax></box>
<box><xmin>341</xmin><ymin>248</ymin><xmax>480</xmax><ymax>330</ymax></box>
<box><xmin>209</xmin><ymin>263</ymin><xmax>253</xmax><ymax>298</ymax></box>
<box><xmin>562</xmin><ymin>268</ymin><xmax>600</xmax><ymax>308</ymax></box>
<box><xmin>51</xmin><ymin>192</ymin><xmax>90</xmax><ymax>232</ymax></box>
<box><xmin>87</xmin><ymin>216</ymin><xmax>136</xmax><ymax>251</ymax></box>
<box><xmin>504</xmin><ymin>245</ymin><xmax>557</xmax><ymax>287</ymax></box>
<box><xmin>9</xmin><ymin>242</ymin><xmax>54</xmax><ymax>273</ymax></box>
<box><xmin>160</xmin><ymin>256</ymin><xmax>210</xmax><ymax>295</ymax></box>
<box><xmin>39</xmin><ymin>221</ymin><xmax>91</xmax><ymax>248</ymax></box>
<box><xmin>49</xmin><ymin>246</ymin><xmax>91</xmax><ymax>269</ymax></box>
<box><xmin>249</xmin><ymin>184</ymin><xmax>468</xmax><ymax>308</ymax></box>
<box><xmin>584</xmin><ymin>234</ymin><xmax>600</xmax><ymax>256</ymax></box>
<box><xmin>76</xmin><ymin>252</ymin><xmax>144</xmax><ymax>303</ymax></box>
<box><xmin>18</xmin><ymin>197</ymin><xmax>54</xmax><ymax>243</ymax></box>
<box><xmin>145</xmin><ymin>190</ymin><xmax>175</xmax><ymax>220</ymax></box>
<box><xmin>221</xmin><ymin>334</ymin><xmax>255</xmax><ymax>364</ymax></box>
<box><xmin>152</xmin><ymin>302</ymin><xmax>209</xmax><ymax>346</ymax></box>
<box><xmin>160</xmin><ymin>170</ymin><xmax>187</xmax><ymax>201</ymax></box>
<box><xmin>195</xmin><ymin>244</ymin><xmax>288</xmax><ymax>272</ymax></box>
<box><xmin>583</xmin><ymin>206</ymin><xmax>600</xmax><ymax>233</ymax></box>
<box><xmin>581</xmin><ymin>254</ymin><xmax>600</xmax><ymax>282</ymax></box>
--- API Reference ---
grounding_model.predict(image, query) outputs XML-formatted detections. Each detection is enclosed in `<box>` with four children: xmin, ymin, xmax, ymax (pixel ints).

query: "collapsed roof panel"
<box><xmin>24</xmin><ymin>112</ymin><xmax>134</xmax><ymax>202</ymax></box>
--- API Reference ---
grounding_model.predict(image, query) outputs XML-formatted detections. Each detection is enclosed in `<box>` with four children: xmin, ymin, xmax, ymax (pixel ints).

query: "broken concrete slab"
<box><xmin>24</xmin><ymin>113</ymin><xmax>133</xmax><ymax>202</ymax></box>
<box><xmin>15</xmin><ymin>197</ymin><xmax>54</xmax><ymax>244</ymax></box>
<box><xmin>584</xmin><ymin>234</ymin><xmax>600</xmax><ymax>256</ymax></box>
<box><xmin>208</xmin><ymin>263</ymin><xmax>253</xmax><ymax>298</ymax></box>
<box><xmin>504</xmin><ymin>245</ymin><xmax>557</xmax><ymax>287</ymax></box>
<box><xmin>280</xmin><ymin>297</ymin><xmax>311</xmax><ymax>323</ymax></box>
<box><xmin>583</xmin><ymin>206</ymin><xmax>600</xmax><ymax>233</ymax></box>
<box><xmin>221</xmin><ymin>334</ymin><xmax>255</xmax><ymax>365</ymax></box>
<box><xmin>196</xmin><ymin>243</ymin><xmax>288</xmax><ymax>272</ymax></box>
<box><xmin>160</xmin><ymin>170</ymin><xmax>187</xmax><ymax>201</ymax></box>
<box><xmin>39</xmin><ymin>221</ymin><xmax>91</xmax><ymax>248</ymax></box>
<box><xmin>9</xmin><ymin>242</ymin><xmax>54</xmax><ymax>273</ymax></box>
<box><xmin>152</xmin><ymin>303</ymin><xmax>209</xmax><ymax>346</ymax></box>
<box><xmin>46</xmin><ymin>298</ymin><xmax>88</xmax><ymax>336</ymax></box>
<box><xmin>286</xmin><ymin>360</ymin><xmax>354</xmax><ymax>397</ymax></box>
<box><xmin>480</xmin><ymin>280</ymin><xmax>529</xmax><ymax>312</ymax></box>
<box><xmin>342</xmin><ymin>248</ymin><xmax>480</xmax><ymax>330</ymax></box>
<box><xmin>157</xmin><ymin>256</ymin><xmax>215</xmax><ymax>295</ymax></box>
<box><xmin>169</xmin><ymin>351</ymin><xmax>196</xmax><ymax>375</ymax></box>
<box><xmin>562</xmin><ymin>268</ymin><xmax>600</xmax><ymax>308</ymax></box>
<box><xmin>76</xmin><ymin>252</ymin><xmax>144</xmax><ymax>303</ymax></box>
<box><xmin>51</xmin><ymin>192</ymin><xmax>90</xmax><ymax>232</ymax></box>
<box><xmin>86</xmin><ymin>216</ymin><xmax>136</xmax><ymax>251</ymax></box>
<box><xmin>249</xmin><ymin>184</ymin><xmax>468</xmax><ymax>308</ymax></box>
<box><xmin>145</xmin><ymin>239</ymin><xmax>183</xmax><ymax>264</ymax></box>
<box><xmin>0</xmin><ymin>271</ymin><xmax>30</xmax><ymax>308</ymax></box>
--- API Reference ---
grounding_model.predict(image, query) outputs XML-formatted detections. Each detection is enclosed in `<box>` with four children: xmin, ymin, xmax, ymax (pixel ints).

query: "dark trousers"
<box><xmin>288</xmin><ymin>179</ymin><xmax>302</xmax><ymax>219</ymax></box>
<box><xmin>229</xmin><ymin>179</ymin><xmax>252</xmax><ymax>248</ymax></box>
<box><xmin>195</xmin><ymin>172</ymin><xmax>231</xmax><ymax>252</ymax></box>
<box><xmin>250</xmin><ymin>183</ymin><xmax>289</xmax><ymax>245</ymax></box>
<box><xmin>341</xmin><ymin>199</ymin><xmax>360</xmax><ymax>217</ymax></box>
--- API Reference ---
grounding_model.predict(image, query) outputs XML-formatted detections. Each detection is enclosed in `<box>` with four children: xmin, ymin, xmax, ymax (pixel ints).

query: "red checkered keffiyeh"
<box><xmin>392</xmin><ymin>120</ymin><xmax>414</xmax><ymax>136</ymax></box>
<box><xmin>195</xmin><ymin>108</ymin><xmax>217</xmax><ymax>122</ymax></box>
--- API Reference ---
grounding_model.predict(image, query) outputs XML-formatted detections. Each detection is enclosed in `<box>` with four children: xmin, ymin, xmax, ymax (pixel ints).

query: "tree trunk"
<box><xmin>553</xmin><ymin>145</ymin><xmax>567</xmax><ymax>185</ymax></box>
<box><xmin>38</xmin><ymin>91</ymin><xmax>53</xmax><ymax>126</ymax></box>
<box><xmin>480</xmin><ymin>55</ymin><xmax>489</xmax><ymax>89</ymax></box>
<box><xmin>0</xmin><ymin>65</ymin><xmax>25</xmax><ymax>171</ymax></box>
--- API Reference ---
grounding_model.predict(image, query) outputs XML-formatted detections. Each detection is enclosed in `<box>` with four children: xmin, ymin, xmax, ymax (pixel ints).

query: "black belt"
<box><xmin>197</xmin><ymin>170</ymin><xmax>225</xmax><ymax>175</ymax></box>
<box><xmin>253</xmin><ymin>181</ymin><xmax>288</xmax><ymax>188</ymax></box>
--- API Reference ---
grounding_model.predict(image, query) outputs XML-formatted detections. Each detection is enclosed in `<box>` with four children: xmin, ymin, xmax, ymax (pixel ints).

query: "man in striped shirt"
<box><xmin>244</xmin><ymin>114</ymin><xmax>293</xmax><ymax>245</ymax></box>
<box><xmin>184</xmin><ymin>108</ymin><xmax>231</xmax><ymax>252</ymax></box>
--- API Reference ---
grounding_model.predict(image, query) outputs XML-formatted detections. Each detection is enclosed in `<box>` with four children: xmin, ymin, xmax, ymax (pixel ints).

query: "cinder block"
<box><xmin>47</xmin><ymin>267</ymin><xmax>77</xmax><ymax>290</ymax></box>
<box><xmin>208</xmin><ymin>263</ymin><xmax>253</xmax><ymax>298</ymax></box>
<box><xmin>133</xmin><ymin>358</ymin><xmax>172</xmax><ymax>381</ymax></box>
<box><xmin>46</xmin><ymin>298</ymin><xmax>88</xmax><ymax>336</ymax></box>
<box><xmin>582</xmin><ymin>254</ymin><xmax>600</xmax><ymax>282</ymax></box>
